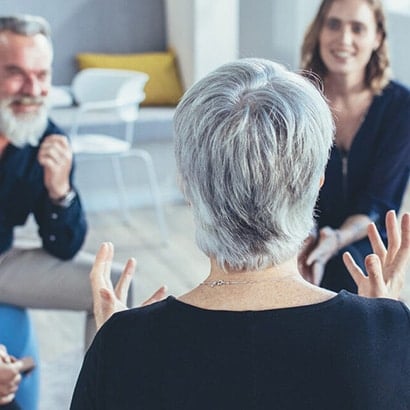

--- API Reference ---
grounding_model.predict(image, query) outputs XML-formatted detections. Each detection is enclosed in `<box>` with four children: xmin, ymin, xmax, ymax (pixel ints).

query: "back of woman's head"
<box><xmin>174</xmin><ymin>58</ymin><xmax>334</xmax><ymax>271</ymax></box>
<box><xmin>301</xmin><ymin>0</ymin><xmax>390</xmax><ymax>93</ymax></box>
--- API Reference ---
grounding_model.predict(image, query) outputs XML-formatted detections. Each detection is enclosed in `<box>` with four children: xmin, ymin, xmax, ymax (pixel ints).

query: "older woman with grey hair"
<box><xmin>71</xmin><ymin>58</ymin><xmax>410</xmax><ymax>409</ymax></box>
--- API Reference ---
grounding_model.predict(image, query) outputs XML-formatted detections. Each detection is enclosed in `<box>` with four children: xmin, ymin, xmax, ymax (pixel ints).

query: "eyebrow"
<box><xmin>3</xmin><ymin>64</ymin><xmax>50</xmax><ymax>75</ymax></box>
<box><xmin>326</xmin><ymin>15</ymin><xmax>368</xmax><ymax>26</ymax></box>
<box><xmin>4</xmin><ymin>64</ymin><xmax>24</xmax><ymax>71</ymax></box>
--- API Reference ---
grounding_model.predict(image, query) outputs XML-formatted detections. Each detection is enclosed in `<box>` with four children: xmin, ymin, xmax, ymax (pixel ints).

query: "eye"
<box><xmin>325</xmin><ymin>18</ymin><xmax>341</xmax><ymax>31</ymax></box>
<box><xmin>1</xmin><ymin>69</ymin><xmax>26</xmax><ymax>85</ymax></box>
<box><xmin>351</xmin><ymin>22</ymin><xmax>366</xmax><ymax>34</ymax></box>
<box><xmin>4</xmin><ymin>67</ymin><xmax>25</xmax><ymax>79</ymax></box>
<box><xmin>37</xmin><ymin>71</ymin><xmax>50</xmax><ymax>82</ymax></box>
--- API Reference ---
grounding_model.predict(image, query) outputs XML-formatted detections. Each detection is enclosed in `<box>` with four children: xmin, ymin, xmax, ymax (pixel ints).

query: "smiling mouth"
<box><xmin>331</xmin><ymin>50</ymin><xmax>353</xmax><ymax>59</ymax></box>
<box><xmin>12</xmin><ymin>96</ymin><xmax>44</xmax><ymax>106</ymax></box>
<box><xmin>10</xmin><ymin>97</ymin><xmax>45</xmax><ymax>112</ymax></box>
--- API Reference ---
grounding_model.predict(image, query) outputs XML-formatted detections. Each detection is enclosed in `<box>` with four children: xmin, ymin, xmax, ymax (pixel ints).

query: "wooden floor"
<box><xmin>32</xmin><ymin>188</ymin><xmax>410</xmax><ymax>408</ymax></box>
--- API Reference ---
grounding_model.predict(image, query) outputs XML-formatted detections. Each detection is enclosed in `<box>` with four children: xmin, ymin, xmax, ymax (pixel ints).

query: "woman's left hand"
<box><xmin>343</xmin><ymin>211</ymin><xmax>410</xmax><ymax>299</ymax></box>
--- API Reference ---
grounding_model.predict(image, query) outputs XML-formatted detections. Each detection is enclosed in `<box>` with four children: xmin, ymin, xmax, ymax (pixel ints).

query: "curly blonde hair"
<box><xmin>301</xmin><ymin>0</ymin><xmax>391</xmax><ymax>93</ymax></box>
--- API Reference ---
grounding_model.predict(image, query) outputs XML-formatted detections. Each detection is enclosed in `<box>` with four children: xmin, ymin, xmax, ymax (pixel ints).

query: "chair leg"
<box><xmin>134</xmin><ymin>149</ymin><xmax>169</xmax><ymax>244</ymax></box>
<box><xmin>111</xmin><ymin>156</ymin><xmax>132</xmax><ymax>222</ymax></box>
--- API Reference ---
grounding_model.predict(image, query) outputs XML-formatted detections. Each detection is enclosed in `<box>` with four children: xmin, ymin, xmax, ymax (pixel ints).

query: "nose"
<box><xmin>21</xmin><ymin>74</ymin><xmax>42</xmax><ymax>97</ymax></box>
<box><xmin>340</xmin><ymin>26</ymin><xmax>353</xmax><ymax>45</ymax></box>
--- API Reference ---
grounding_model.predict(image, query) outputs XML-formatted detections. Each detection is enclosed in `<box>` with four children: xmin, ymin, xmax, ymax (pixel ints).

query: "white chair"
<box><xmin>69</xmin><ymin>68</ymin><xmax>168</xmax><ymax>242</ymax></box>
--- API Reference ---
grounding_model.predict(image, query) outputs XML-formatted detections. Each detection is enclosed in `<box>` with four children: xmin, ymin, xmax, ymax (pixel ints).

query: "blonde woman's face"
<box><xmin>318</xmin><ymin>0</ymin><xmax>381</xmax><ymax>79</ymax></box>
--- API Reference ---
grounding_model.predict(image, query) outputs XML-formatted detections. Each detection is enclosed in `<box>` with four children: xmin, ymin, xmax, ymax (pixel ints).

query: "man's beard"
<box><xmin>0</xmin><ymin>96</ymin><xmax>48</xmax><ymax>148</ymax></box>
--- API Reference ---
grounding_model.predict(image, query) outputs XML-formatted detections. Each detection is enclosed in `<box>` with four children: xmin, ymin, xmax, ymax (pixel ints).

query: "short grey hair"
<box><xmin>0</xmin><ymin>14</ymin><xmax>52</xmax><ymax>52</ymax></box>
<box><xmin>174</xmin><ymin>58</ymin><xmax>334</xmax><ymax>271</ymax></box>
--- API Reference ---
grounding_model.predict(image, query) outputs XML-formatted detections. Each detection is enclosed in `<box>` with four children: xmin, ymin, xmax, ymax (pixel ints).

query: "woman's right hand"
<box><xmin>90</xmin><ymin>243</ymin><xmax>167</xmax><ymax>330</ymax></box>
<box><xmin>305</xmin><ymin>227</ymin><xmax>340</xmax><ymax>285</ymax></box>
<box><xmin>343</xmin><ymin>211</ymin><xmax>410</xmax><ymax>300</ymax></box>
<box><xmin>0</xmin><ymin>345</ymin><xmax>23</xmax><ymax>405</ymax></box>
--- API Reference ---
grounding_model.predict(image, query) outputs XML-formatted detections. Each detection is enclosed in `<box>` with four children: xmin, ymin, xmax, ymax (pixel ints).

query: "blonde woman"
<box><xmin>300</xmin><ymin>0</ymin><xmax>410</xmax><ymax>291</ymax></box>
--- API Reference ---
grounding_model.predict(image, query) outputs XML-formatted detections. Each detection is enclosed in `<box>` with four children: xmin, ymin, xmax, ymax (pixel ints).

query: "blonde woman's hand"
<box><xmin>90</xmin><ymin>242</ymin><xmax>167</xmax><ymax>330</ymax></box>
<box><xmin>306</xmin><ymin>226</ymin><xmax>340</xmax><ymax>285</ymax></box>
<box><xmin>343</xmin><ymin>211</ymin><xmax>410</xmax><ymax>300</ymax></box>
<box><xmin>298</xmin><ymin>232</ymin><xmax>318</xmax><ymax>283</ymax></box>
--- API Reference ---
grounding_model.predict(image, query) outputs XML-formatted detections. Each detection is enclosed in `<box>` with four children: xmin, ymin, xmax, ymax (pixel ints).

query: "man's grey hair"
<box><xmin>0</xmin><ymin>14</ymin><xmax>52</xmax><ymax>51</ymax></box>
<box><xmin>174</xmin><ymin>58</ymin><xmax>334</xmax><ymax>271</ymax></box>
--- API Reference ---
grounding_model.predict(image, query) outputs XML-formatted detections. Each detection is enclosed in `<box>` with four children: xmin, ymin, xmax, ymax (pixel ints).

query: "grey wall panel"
<box><xmin>0</xmin><ymin>0</ymin><xmax>166</xmax><ymax>84</ymax></box>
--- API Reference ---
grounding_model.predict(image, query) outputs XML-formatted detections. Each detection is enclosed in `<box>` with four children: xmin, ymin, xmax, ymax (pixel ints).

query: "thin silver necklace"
<box><xmin>200</xmin><ymin>274</ymin><xmax>295</xmax><ymax>288</ymax></box>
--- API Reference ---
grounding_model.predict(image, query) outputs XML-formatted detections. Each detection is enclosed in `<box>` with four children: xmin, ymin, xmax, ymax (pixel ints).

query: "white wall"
<box><xmin>239</xmin><ymin>0</ymin><xmax>276</xmax><ymax>60</ymax></box>
<box><xmin>165</xmin><ymin>0</ymin><xmax>239</xmax><ymax>88</ymax></box>
<box><xmin>164</xmin><ymin>0</ymin><xmax>195</xmax><ymax>89</ymax></box>
<box><xmin>387</xmin><ymin>12</ymin><xmax>410</xmax><ymax>85</ymax></box>
<box><xmin>239</xmin><ymin>0</ymin><xmax>321</xmax><ymax>69</ymax></box>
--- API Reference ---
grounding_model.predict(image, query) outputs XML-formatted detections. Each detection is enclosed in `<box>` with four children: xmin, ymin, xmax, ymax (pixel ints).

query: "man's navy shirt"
<box><xmin>0</xmin><ymin>120</ymin><xmax>87</xmax><ymax>260</ymax></box>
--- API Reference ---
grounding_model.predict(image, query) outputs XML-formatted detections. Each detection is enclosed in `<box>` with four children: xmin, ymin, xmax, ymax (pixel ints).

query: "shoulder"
<box><xmin>99</xmin><ymin>297</ymin><xmax>177</xmax><ymax>338</ymax></box>
<box><xmin>338</xmin><ymin>291</ymin><xmax>410</xmax><ymax>331</ymax></box>
<box><xmin>369</xmin><ymin>81</ymin><xmax>410</xmax><ymax>137</ymax></box>
<box><xmin>88</xmin><ymin>297</ymin><xmax>182</xmax><ymax>368</ymax></box>
<box><xmin>379</xmin><ymin>80</ymin><xmax>410</xmax><ymax>105</ymax></box>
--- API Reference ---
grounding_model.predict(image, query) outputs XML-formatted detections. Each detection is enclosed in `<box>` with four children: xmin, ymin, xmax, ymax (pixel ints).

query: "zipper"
<box><xmin>340</xmin><ymin>149</ymin><xmax>348</xmax><ymax>202</ymax></box>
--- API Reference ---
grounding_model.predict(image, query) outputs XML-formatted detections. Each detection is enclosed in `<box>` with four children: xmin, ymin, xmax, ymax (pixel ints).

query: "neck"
<box><xmin>324</xmin><ymin>72</ymin><xmax>368</xmax><ymax>98</ymax></box>
<box><xmin>178</xmin><ymin>257</ymin><xmax>335</xmax><ymax>311</ymax></box>
<box><xmin>203</xmin><ymin>257</ymin><xmax>300</xmax><ymax>285</ymax></box>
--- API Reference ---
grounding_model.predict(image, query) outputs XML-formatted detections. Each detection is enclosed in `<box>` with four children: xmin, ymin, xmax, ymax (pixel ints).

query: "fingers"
<box><xmin>102</xmin><ymin>243</ymin><xmax>114</xmax><ymax>290</ymax></box>
<box><xmin>309</xmin><ymin>259</ymin><xmax>325</xmax><ymax>285</ymax></box>
<box><xmin>385</xmin><ymin>210</ymin><xmax>400</xmax><ymax>260</ymax></box>
<box><xmin>306</xmin><ymin>249</ymin><xmax>319</xmax><ymax>266</ymax></box>
<box><xmin>401</xmin><ymin>212</ymin><xmax>410</xmax><ymax>242</ymax></box>
<box><xmin>141</xmin><ymin>286</ymin><xmax>168</xmax><ymax>306</ymax></box>
<box><xmin>95</xmin><ymin>288</ymin><xmax>117</xmax><ymax>330</ymax></box>
<box><xmin>342</xmin><ymin>251</ymin><xmax>365</xmax><ymax>287</ymax></box>
<box><xmin>0</xmin><ymin>393</ymin><xmax>15</xmax><ymax>405</ymax></box>
<box><xmin>90</xmin><ymin>242</ymin><xmax>114</xmax><ymax>292</ymax></box>
<box><xmin>0</xmin><ymin>346</ymin><xmax>9</xmax><ymax>363</ymax></box>
<box><xmin>387</xmin><ymin>212</ymin><xmax>410</xmax><ymax>282</ymax></box>
<box><xmin>39</xmin><ymin>134</ymin><xmax>70</xmax><ymax>153</ymax></box>
<box><xmin>379</xmin><ymin>211</ymin><xmax>410</xmax><ymax>289</ymax></box>
<box><xmin>114</xmin><ymin>258</ymin><xmax>136</xmax><ymax>305</ymax></box>
<box><xmin>306</xmin><ymin>245</ymin><xmax>327</xmax><ymax>266</ymax></box>
<box><xmin>364</xmin><ymin>254</ymin><xmax>388</xmax><ymax>297</ymax></box>
<box><xmin>0</xmin><ymin>361</ymin><xmax>22</xmax><ymax>403</ymax></box>
<box><xmin>38</xmin><ymin>134</ymin><xmax>72</xmax><ymax>167</ymax></box>
<box><xmin>367</xmin><ymin>222</ymin><xmax>386</xmax><ymax>264</ymax></box>
<box><xmin>364</xmin><ymin>254</ymin><xmax>384</xmax><ymax>283</ymax></box>
<box><xmin>306</xmin><ymin>227</ymin><xmax>336</xmax><ymax>266</ymax></box>
<box><xmin>343</xmin><ymin>211</ymin><xmax>410</xmax><ymax>300</ymax></box>
<box><xmin>343</xmin><ymin>252</ymin><xmax>387</xmax><ymax>298</ymax></box>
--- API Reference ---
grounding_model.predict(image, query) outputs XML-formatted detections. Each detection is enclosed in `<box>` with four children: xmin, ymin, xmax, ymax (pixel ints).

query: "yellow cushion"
<box><xmin>76</xmin><ymin>51</ymin><xmax>184</xmax><ymax>106</ymax></box>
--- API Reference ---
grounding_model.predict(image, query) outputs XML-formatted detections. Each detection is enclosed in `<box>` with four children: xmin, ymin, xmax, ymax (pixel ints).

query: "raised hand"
<box><xmin>90</xmin><ymin>242</ymin><xmax>167</xmax><ymax>330</ymax></box>
<box><xmin>37</xmin><ymin>134</ymin><xmax>72</xmax><ymax>199</ymax></box>
<box><xmin>343</xmin><ymin>211</ymin><xmax>410</xmax><ymax>300</ymax></box>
